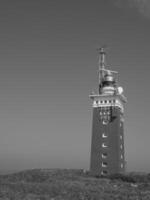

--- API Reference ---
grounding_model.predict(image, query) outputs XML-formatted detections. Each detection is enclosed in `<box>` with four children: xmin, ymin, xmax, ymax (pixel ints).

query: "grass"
<box><xmin>0</xmin><ymin>169</ymin><xmax>150</xmax><ymax>199</ymax></box>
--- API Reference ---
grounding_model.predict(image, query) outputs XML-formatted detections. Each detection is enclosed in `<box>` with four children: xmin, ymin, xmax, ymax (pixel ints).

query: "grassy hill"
<box><xmin>0</xmin><ymin>169</ymin><xmax>150</xmax><ymax>199</ymax></box>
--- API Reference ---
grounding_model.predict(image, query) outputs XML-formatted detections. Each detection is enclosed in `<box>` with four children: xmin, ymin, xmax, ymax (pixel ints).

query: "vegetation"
<box><xmin>0</xmin><ymin>169</ymin><xmax>150</xmax><ymax>199</ymax></box>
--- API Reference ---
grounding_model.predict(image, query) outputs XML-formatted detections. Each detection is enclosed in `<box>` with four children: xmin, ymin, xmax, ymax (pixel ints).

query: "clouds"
<box><xmin>114</xmin><ymin>0</ymin><xmax>150</xmax><ymax>18</ymax></box>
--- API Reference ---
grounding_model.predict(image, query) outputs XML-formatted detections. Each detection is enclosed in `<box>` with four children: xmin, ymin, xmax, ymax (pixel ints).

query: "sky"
<box><xmin>0</xmin><ymin>0</ymin><xmax>150</xmax><ymax>173</ymax></box>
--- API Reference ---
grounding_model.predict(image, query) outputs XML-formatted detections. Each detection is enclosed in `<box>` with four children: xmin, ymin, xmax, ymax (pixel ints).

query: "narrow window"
<box><xmin>102</xmin><ymin>162</ymin><xmax>108</xmax><ymax>167</ymax></box>
<box><xmin>102</xmin><ymin>153</ymin><xmax>107</xmax><ymax>159</ymax></box>
<box><xmin>101</xmin><ymin>170</ymin><xmax>108</xmax><ymax>175</ymax></box>
<box><xmin>102</xmin><ymin>120</ymin><xmax>108</xmax><ymax>125</ymax></box>
<box><xmin>120</xmin><ymin>144</ymin><xmax>123</xmax><ymax>149</ymax></box>
<box><xmin>121</xmin><ymin>154</ymin><xmax>123</xmax><ymax>159</ymax></box>
<box><xmin>102</xmin><ymin>143</ymin><xmax>108</xmax><ymax>148</ymax></box>
<box><xmin>93</xmin><ymin>101</ymin><xmax>97</xmax><ymax>106</ymax></box>
<box><xmin>120</xmin><ymin>135</ymin><xmax>123</xmax><ymax>140</ymax></box>
<box><xmin>121</xmin><ymin>163</ymin><xmax>123</xmax><ymax>168</ymax></box>
<box><xmin>102</xmin><ymin>133</ymin><xmax>107</xmax><ymax>138</ymax></box>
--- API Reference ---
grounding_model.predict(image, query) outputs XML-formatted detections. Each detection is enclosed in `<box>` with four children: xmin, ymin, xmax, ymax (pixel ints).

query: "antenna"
<box><xmin>97</xmin><ymin>45</ymin><xmax>107</xmax><ymax>69</ymax></box>
<box><xmin>97</xmin><ymin>46</ymin><xmax>118</xmax><ymax>94</ymax></box>
<box><xmin>97</xmin><ymin>46</ymin><xmax>107</xmax><ymax>93</ymax></box>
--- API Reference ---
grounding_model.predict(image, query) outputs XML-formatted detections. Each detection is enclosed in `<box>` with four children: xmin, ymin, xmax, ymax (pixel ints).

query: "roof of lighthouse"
<box><xmin>90</xmin><ymin>47</ymin><xmax>127</xmax><ymax>103</ymax></box>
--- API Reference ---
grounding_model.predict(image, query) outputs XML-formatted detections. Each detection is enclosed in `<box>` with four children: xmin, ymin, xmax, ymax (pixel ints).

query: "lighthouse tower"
<box><xmin>90</xmin><ymin>48</ymin><xmax>127</xmax><ymax>176</ymax></box>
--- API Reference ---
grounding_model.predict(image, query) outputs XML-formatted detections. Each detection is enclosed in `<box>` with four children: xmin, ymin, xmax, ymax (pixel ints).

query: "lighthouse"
<box><xmin>90</xmin><ymin>48</ymin><xmax>127</xmax><ymax>176</ymax></box>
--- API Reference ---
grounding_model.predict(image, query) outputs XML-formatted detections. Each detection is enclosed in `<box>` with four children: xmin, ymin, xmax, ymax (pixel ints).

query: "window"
<box><xmin>102</xmin><ymin>153</ymin><xmax>107</xmax><ymax>159</ymax></box>
<box><xmin>121</xmin><ymin>154</ymin><xmax>123</xmax><ymax>159</ymax></box>
<box><xmin>102</xmin><ymin>133</ymin><xmax>107</xmax><ymax>138</ymax></box>
<box><xmin>93</xmin><ymin>101</ymin><xmax>97</xmax><ymax>105</ymax></box>
<box><xmin>109</xmin><ymin>100</ymin><xmax>111</xmax><ymax>103</ymax></box>
<box><xmin>102</xmin><ymin>143</ymin><xmax>108</xmax><ymax>148</ymax></box>
<box><xmin>102</xmin><ymin>162</ymin><xmax>108</xmax><ymax>167</ymax></box>
<box><xmin>121</xmin><ymin>163</ymin><xmax>123</xmax><ymax>168</ymax></box>
<box><xmin>105</xmin><ymin>100</ymin><xmax>107</xmax><ymax>103</ymax></box>
<box><xmin>120</xmin><ymin>123</ymin><xmax>122</xmax><ymax>127</ymax></box>
<box><xmin>120</xmin><ymin>144</ymin><xmax>123</xmax><ymax>149</ymax></box>
<box><xmin>120</xmin><ymin>135</ymin><xmax>123</xmax><ymax>140</ymax></box>
<box><xmin>102</xmin><ymin>120</ymin><xmax>108</xmax><ymax>125</ymax></box>
<box><xmin>101</xmin><ymin>170</ymin><xmax>108</xmax><ymax>175</ymax></box>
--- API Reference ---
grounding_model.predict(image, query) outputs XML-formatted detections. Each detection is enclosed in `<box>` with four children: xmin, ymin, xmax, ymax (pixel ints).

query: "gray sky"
<box><xmin>0</xmin><ymin>0</ymin><xmax>150</xmax><ymax>173</ymax></box>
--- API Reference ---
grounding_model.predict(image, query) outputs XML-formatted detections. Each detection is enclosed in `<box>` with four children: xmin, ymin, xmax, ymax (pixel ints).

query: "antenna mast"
<box><xmin>98</xmin><ymin>47</ymin><xmax>106</xmax><ymax>94</ymax></box>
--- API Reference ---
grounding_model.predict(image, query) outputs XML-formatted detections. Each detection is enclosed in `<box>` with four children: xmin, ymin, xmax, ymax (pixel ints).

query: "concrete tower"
<box><xmin>90</xmin><ymin>48</ymin><xmax>127</xmax><ymax>176</ymax></box>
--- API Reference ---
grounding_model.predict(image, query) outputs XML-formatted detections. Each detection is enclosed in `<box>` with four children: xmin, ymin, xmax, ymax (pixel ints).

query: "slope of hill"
<box><xmin>0</xmin><ymin>169</ymin><xmax>150</xmax><ymax>199</ymax></box>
